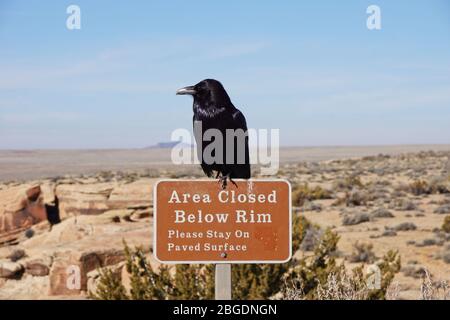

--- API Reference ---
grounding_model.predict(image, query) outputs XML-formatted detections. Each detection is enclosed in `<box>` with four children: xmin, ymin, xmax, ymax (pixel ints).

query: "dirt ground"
<box><xmin>1</xmin><ymin>145</ymin><xmax>449</xmax><ymax>299</ymax></box>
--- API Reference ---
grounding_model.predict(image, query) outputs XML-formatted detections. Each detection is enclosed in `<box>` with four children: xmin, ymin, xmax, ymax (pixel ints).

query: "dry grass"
<box><xmin>284</xmin><ymin>269</ymin><xmax>450</xmax><ymax>300</ymax></box>
<box><xmin>420</xmin><ymin>269</ymin><xmax>450</xmax><ymax>300</ymax></box>
<box><xmin>283</xmin><ymin>272</ymin><xmax>368</xmax><ymax>300</ymax></box>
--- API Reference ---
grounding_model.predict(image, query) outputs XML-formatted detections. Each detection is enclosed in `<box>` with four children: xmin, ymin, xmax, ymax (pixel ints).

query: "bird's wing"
<box><xmin>231</xmin><ymin>108</ymin><xmax>248</xmax><ymax>130</ymax></box>
<box><xmin>228</xmin><ymin>108</ymin><xmax>251</xmax><ymax>179</ymax></box>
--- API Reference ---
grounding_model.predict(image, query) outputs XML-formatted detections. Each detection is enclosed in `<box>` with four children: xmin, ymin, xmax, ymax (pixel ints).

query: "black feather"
<box><xmin>179</xmin><ymin>79</ymin><xmax>251</xmax><ymax>180</ymax></box>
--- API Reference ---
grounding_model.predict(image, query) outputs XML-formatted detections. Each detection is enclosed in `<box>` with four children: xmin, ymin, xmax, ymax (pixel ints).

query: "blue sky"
<box><xmin>0</xmin><ymin>0</ymin><xmax>449</xmax><ymax>149</ymax></box>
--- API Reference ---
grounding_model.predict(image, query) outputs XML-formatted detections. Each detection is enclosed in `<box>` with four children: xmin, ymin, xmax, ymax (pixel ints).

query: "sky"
<box><xmin>0</xmin><ymin>0</ymin><xmax>449</xmax><ymax>149</ymax></box>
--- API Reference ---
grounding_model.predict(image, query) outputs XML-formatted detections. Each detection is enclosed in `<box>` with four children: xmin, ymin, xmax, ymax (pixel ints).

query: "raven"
<box><xmin>177</xmin><ymin>79</ymin><xmax>250</xmax><ymax>188</ymax></box>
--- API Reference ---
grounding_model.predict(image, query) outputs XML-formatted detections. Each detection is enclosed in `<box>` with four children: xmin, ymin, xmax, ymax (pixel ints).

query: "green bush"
<box><xmin>359</xmin><ymin>249</ymin><xmax>401</xmax><ymax>300</ymax></box>
<box><xmin>91</xmin><ymin>215</ymin><xmax>307</xmax><ymax>300</ymax></box>
<box><xmin>90</xmin><ymin>268</ymin><xmax>128</xmax><ymax>300</ymax></box>
<box><xmin>89</xmin><ymin>242</ymin><xmax>214</xmax><ymax>300</ymax></box>
<box><xmin>91</xmin><ymin>217</ymin><xmax>400</xmax><ymax>300</ymax></box>
<box><xmin>292</xmin><ymin>184</ymin><xmax>332</xmax><ymax>207</ymax></box>
<box><xmin>231</xmin><ymin>214</ymin><xmax>311</xmax><ymax>299</ymax></box>
<box><xmin>442</xmin><ymin>216</ymin><xmax>450</xmax><ymax>233</ymax></box>
<box><xmin>284</xmin><ymin>229</ymin><xmax>340</xmax><ymax>298</ymax></box>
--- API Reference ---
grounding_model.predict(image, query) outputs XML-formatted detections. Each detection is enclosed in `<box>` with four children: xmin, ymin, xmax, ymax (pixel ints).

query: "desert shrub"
<box><xmin>174</xmin><ymin>264</ymin><xmax>215</xmax><ymax>299</ymax></box>
<box><xmin>428</xmin><ymin>178</ymin><xmax>450</xmax><ymax>194</ymax></box>
<box><xmin>409</xmin><ymin>180</ymin><xmax>431</xmax><ymax>195</ymax></box>
<box><xmin>408</xmin><ymin>179</ymin><xmax>449</xmax><ymax>196</ymax></box>
<box><xmin>349</xmin><ymin>242</ymin><xmax>376</xmax><ymax>263</ymax></box>
<box><xmin>415</xmin><ymin>213</ymin><xmax>425</xmax><ymax>217</ymax></box>
<box><xmin>292</xmin><ymin>184</ymin><xmax>332</xmax><ymax>207</ymax></box>
<box><xmin>90</xmin><ymin>242</ymin><xmax>214</xmax><ymax>300</ymax></box>
<box><xmin>92</xmin><ymin>220</ymin><xmax>400</xmax><ymax>300</ymax></box>
<box><xmin>292</xmin><ymin>214</ymin><xmax>312</xmax><ymax>252</ymax></box>
<box><xmin>333</xmin><ymin>189</ymin><xmax>372</xmax><ymax>207</ymax></box>
<box><xmin>284</xmin><ymin>229</ymin><xmax>341</xmax><ymax>298</ymax></box>
<box><xmin>389</xmin><ymin>198</ymin><xmax>417</xmax><ymax>211</ymax></box>
<box><xmin>381</xmin><ymin>228</ymin><xmax>397</xmax><ymax>237</ymax></box>
<box><xmin>438</xmin><ymin>197</ymin><xmax>450</xmax><ymax>205</ymax></box>
<box><xmin>415</xmin><ymin>238</ymin><xmax>443</xmax><ymax>247</ymax></box>
<box><xmin>402</xmin><ymin>264</ymin><xmax>427</xmax><ymax>279</ymax></box>
<box><xmin>232</xmin><ymin>263</ymin><xmax>290</xmax><ymax>299</ymax></box>
<box><xmin>90</xmin><ymin>268</ymin><xmax>129</xmax><ymax>300</ymax></box>
<box><xmin>345</xmin><ymin>190</ymin><xmax>368</xmax><ymax>206</ymax></box>
<box><xmin>442</xmin><ymin>248</ymin><xmax>450</xmax><ymax>264</ymax></box>
<box><xmin>342</xmin><ymin>212</ymin><xmax>370</xmax><ymax>226</ymax></box>
<box><xmin>98</xmin><ymin>170</ymin><xmax>115</xmax><ymax>182</ymax></box>
<box><xmin>302</xmin><ymin>200</ymin><xmax>322</xmax><ymax>212</ymax></box>
<box><xmin>284</xmin><ymin>246</ymin><xmax>400</xmax><ymax>300</ymax></box>
<box><xmin>231</xmin><ymin>214</ymin><xmax>310</xmax><ymax>299</ymax></box>
<box><xmin>300</xmin><ymin>227</ymin><xmax>323</xmax><ymax>251</ymax></box>
<box><xmin>434</xmin><ymin>204</ymin><xmax>450</xmax><ymax>214</ymax></box>
<box><xmin>365</xmin><ymin>250</ymin><xmax>401</xmax><ymax>300</ymax></box>
<box><xmin>420</xmin><ymin>269</ymin><xmax>450</xmax><ymax>300</ymax></box>
<box><xmin>333</xmin><ymin>176</ymin><xmax>364</xmax><ymax>191</ymax></box>
<box><xmin>314</xmin><ymin>271</ymin><xmax>367</xmax><ymax>300</ymax></box>
<box><xmin>370</xmin><ymin>208</ymin><xmax>394</xmax><ymax>219</ymax></box>
<box><xmin>140</xmin><ymin>168</ymin><xmax>162</xmax><ymax>178</ymax></box>
<box><xmin>91</xmin><ymin>215</ymin><xmax>308</xmax><ymax>300</ymax></box>
<box><xmin>394</xmin><ymin>222</ymin><xmax>417</xmax><ymax>231</ymax></box>
<box><xmin>442</xmin><ymin>216</ymin><xmax>450</xmax><ymax>233</ymax></box>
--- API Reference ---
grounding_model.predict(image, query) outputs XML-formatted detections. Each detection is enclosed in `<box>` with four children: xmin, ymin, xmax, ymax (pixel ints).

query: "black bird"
<box><xmin>177</xmin><ymin>79</ymin><xmax>250</xmax><ymax>188</ymax></box>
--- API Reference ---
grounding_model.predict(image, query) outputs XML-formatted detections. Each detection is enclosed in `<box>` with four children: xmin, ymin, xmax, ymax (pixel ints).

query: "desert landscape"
<box><xmin>0</xmin><ymin>145</ymin><xmax>449</xmax><ymax>299</ymax></box>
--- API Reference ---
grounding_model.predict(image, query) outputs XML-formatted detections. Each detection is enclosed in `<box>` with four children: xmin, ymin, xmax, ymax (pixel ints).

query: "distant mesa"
<box><xmin>146</xmin><ymin>141</ymin><xmax>193</xmax><ymax>149</ymax></box>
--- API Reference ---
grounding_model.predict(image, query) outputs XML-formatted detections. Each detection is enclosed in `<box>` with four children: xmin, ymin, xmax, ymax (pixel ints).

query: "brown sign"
<box><xmin>154</xmin><ymin>179</ymin><xmax>291</xmax><ymax>263</ymax></box>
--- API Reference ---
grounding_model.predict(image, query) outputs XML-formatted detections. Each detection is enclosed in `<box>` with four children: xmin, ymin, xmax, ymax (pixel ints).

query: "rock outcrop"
<box><xmin>0</xmin><ymin>176</ymin><xmax>156</xmax><ymax>299</ymax></box>
<box><xmin>0</xmin><ymin>260</ymin><xmax>24</xmax><ymax>279</ymax></box>
<box><xmin>0</xmin><ymin>185</ymin><xmax>48</xmax><ymax>234</ymax></box>
<box><xmin>0</xmin><ymin>178</ymin><xmax>156</xmax><ymax>245</ymax></box>
<box><xmin>57</xmin><ymin>178</ymin><xmax>155</xmax><ymax>219</ymax></box>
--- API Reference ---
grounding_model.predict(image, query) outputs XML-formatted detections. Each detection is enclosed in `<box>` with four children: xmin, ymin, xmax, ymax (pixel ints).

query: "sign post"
<box><xmin>154</xmin><ymin>179</ymin><xmax>291</xmax><ymax>299</ymax></box>
<box><xmin>215</xmin><ymin>264</ymin><xmax>231</xmax><ymax>300</ymax></box>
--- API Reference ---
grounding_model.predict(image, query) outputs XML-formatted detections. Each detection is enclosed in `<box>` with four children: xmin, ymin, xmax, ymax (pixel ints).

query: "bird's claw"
<box><xmin>217</xmin><ymin>174</ymin><xmax>237</xmax><ymax>189</ymax></box>
<box><xmin>218</xmin><ymin>175</ymin><xmax>228</xmax><ymax>189</ymax></box>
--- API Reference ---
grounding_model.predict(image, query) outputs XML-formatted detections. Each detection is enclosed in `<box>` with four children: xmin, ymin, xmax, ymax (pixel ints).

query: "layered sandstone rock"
<box><xmin>0</xmin><ymin>185</ymin><xmax>48</xmax><ymax>234</ymax></box>
<box><xmin>0</xmin><ymin>178</ymin><xmax>156</xmax><ymax>239</ymax></box>
<box><xmin>0</xmin><ymin>176</ymin><xmax>156</xmax><ymax>299</ymax></box>
<box><xmin>24</xmin><ymin>256</ymin><xmax>53</xmax><ymax>277</ymax></box>
<box><xmin>56</xmin><ymin>178</ymin><xmax>155</xmax><ymax>218</ymax></box>
<box><xmin>48</xmin><ymin>248</ymin><xmax>125</xmax><ymax>296</ymax></box>
<box><xmin>0</xmin><ymin>260</ymin><xmax>24</xmax><ymax>279</ymax></box>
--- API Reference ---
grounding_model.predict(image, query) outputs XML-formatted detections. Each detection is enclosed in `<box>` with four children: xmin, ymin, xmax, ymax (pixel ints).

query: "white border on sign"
<box><xmin>153</xmin><ymin>179</ymin><xmax>292</xmax><ymax>264</ymax></box>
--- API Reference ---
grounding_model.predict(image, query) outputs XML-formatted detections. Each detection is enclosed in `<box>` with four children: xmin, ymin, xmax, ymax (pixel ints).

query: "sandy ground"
<box><xmin>1</xmin><ymin>145</ymin><xmax>450</xmax><ymax>299</ymax></box>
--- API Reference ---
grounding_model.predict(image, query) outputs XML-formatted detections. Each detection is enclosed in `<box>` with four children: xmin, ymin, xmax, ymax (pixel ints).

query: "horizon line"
<box><xmin>1</xmin><ymin>143</ymin><xmax>450</xmax><ymax>152</ymax></box>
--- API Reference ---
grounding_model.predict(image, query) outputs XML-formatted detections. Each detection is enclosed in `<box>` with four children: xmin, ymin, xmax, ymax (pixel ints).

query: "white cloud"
<box><xmin>0</xmin><ymin>38</ymin><xmax>269</xmax><ymax>93</ymax></box>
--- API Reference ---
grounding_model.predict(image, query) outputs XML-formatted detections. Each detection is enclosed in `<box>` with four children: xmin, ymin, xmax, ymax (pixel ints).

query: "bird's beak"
<box><xmin>176</xmin><ymin>86</ymin><xmax>196</xmax><ymax>95</ymax></box>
